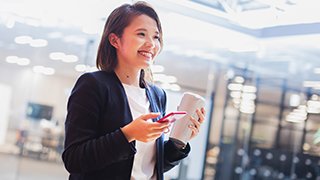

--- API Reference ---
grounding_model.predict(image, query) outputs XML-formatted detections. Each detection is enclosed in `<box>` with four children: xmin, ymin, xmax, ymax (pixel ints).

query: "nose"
<box><xmin>145</xmin><ymin>36</ymin><xmax>156</xmax><ymax>48</ymax></box>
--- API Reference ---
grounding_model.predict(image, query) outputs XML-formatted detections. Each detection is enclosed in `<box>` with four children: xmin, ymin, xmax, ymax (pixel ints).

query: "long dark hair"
<box><xmin>96</xmin><ymin>1</ymin><xmax>163</xmax><ymax>86</ymax></box>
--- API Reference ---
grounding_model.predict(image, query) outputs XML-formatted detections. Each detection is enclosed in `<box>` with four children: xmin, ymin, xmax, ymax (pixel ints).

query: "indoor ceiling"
<box><xmin>0</xmin><ymin>0</ymin><xmax>319</xmax><ymax>92</ymax></box>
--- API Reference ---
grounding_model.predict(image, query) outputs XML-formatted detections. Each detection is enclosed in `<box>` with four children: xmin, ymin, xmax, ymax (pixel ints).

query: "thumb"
<box><xmin>140</xmin><ymin>112</ymin><xmax>160</xmax><ymax>121</ymax></box>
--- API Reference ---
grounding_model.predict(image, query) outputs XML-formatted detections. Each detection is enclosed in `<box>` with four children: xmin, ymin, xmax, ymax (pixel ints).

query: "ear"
<box><xmin>109</xmin><ymin>33</ymin><xmax>120</xmax><ymax>49</ymax></box>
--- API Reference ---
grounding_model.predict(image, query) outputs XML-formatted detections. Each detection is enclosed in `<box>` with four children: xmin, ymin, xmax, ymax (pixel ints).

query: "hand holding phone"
<box><xmin>158</xmin><ymin>111</ymin><xmax>187</xmax><ymax>123</ymax></box>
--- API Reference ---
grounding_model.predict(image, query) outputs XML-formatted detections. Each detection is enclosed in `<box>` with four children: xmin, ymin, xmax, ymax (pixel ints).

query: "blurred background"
<box><xmin>0</xmin><ymin>0</ymin><xmax>319</xmax><ymax>179</ymax></box>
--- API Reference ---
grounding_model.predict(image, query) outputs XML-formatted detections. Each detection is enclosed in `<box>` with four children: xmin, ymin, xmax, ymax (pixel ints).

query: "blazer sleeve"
<box><xmin>62</xmin><ymin>73</ymin><xmax>136</xmax><ymax>173</ymax></box>
<box><xmin>163</xmin><ymin>139</ymin><xmax>190</xmax><ymax>172</ymax></box>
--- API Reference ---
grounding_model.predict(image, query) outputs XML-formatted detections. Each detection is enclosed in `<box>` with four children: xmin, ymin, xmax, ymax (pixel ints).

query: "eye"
<box><xmin>154</xmin><ymin>35</ymin><xmax>160</xmax><ymax>40</ymax></box>
<box><xmin>137</xmin><ymin>32</ymin><xmax>145</xmax><ymax>37</ymax></box>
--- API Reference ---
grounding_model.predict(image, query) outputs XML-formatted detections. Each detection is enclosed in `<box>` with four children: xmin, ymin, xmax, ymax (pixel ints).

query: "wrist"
<box><xmin>170</xmin><ymin>138</ymin><xmax>186</xmax><ymax>150</ymax></box>
<box><xmin>121</xmin><ymin>125</ymin><xmax>135</xmax><ymax>142</ymax></box>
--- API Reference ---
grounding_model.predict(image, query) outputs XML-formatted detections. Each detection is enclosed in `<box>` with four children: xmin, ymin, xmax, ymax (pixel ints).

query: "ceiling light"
<box><xmin>42</xmin><ymin>67</ymin><xmax>55</xmax><ymax>75</ymax></box>
<box><xmin>242</xmin><ymin>85</ymin><xmax>257</xmax><ymax>93</ymax></box>
<box><xmin>33</xmin><ymin>65</ymin><xmax>55</xmax><ymax>75</ymax></box>
<box><xmin>49</xmin><ymin>52</ymin><xmax>65</xmax><ymax>60</ymax></box>
<box><xmin>62</xmin><ymin>55</ymin><xmax>79</xmax><ymax>63</ymax></box>
<box><xmin>87</xmin><ymin>66</ymin><xmax>98</xmax><ymax>72</ymax></box>
<box><xmin>5</xmin><ymin>56</ymin><xmax>18</xmax><ymax>63</ymax></box>
<box><xmin>75</xmin><ymin>64</ymin><xmax>87</xmax><ymax>72</ymax></box>
<box><xmin>16</xmin><ymin>58</ymin><xmax>30</xmax><ymax>66</ymax></box>
<box><xmin>30</xmin><ymin>39</ymin><xmax>48</xmax><ymax>47</ymax></box>
<box><xmin>74</xmin><ymin>64</ymin><xmax>97</xmax><ymax>72</ymax></box>
<box><xmin>15</xmin><ymin>35</ymin><xmax>32</xmax><ymax>44</ymax></box>
<box><xmin>241</xmin><ymin>93</ymin><xmax>257</xmax><ymax>100</ymax></box>
<box><xmin>234</xmin><ymin>76</ymin><xmax>245</xmax><ymax>84</ymax></box>
<box><xmin>5</xmin><ymin>56</ymin><xmax>30</xmax><ymax>66</ymax></box>
<box><xmin>228</xmin><ymin>83</ymin><xmax>243</xmax><ymax>91</ymax></box>
<box><xmin>49</xmin><ymin>52</ymin><xmax>79</xmax><ymax>63</ymax></box>
<box><xmin>33</xmin><ymin>66</ymin><xmax>45</xmax><ymax>73</ymax></box>
<box><xmin>15</xmin><ymin>35</ymin><xmax>48</xmax><ymax>47</ymax></box>
<box><xmin>240</xmin><ymin>105</ymin><xmax>255</xmax><ymax>114</ymax></box>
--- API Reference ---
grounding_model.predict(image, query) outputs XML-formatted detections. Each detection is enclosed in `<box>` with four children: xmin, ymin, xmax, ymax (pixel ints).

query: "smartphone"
<box><xmin>157</xmin><ymin>111</ymin><xmax>187</xmax><ymax>123</ymax></box>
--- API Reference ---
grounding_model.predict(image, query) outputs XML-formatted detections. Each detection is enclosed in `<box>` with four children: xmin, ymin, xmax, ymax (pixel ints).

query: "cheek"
<box><xmin>154</xmin><ymin>43</ymin><xmax>161</xmax><ymax>54</ymax></box>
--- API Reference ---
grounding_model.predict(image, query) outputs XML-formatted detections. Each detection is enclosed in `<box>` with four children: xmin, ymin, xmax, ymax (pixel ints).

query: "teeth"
<box><xmin>139</xmin><ymin>51</ymin><xmax>152</xmax><ymax>58</ymax></box>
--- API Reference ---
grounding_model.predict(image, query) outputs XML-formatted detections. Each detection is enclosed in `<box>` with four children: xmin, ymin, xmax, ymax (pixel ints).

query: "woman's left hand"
<box><xmin>188</xmin><ymin>107</ymin><xmax>205</xmax><ymax>140</ymax></box>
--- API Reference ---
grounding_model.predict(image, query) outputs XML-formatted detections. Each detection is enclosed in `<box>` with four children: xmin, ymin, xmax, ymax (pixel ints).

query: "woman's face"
<box><xmin>114</xmin><ymin>14</ymin><xmax>161</xmax><ymax>70</ymax></box>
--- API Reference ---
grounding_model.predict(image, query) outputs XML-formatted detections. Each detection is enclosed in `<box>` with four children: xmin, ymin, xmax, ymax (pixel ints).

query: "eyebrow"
<box><xmin>135</xmin><ymin>28</ymin><xmax>159</xmax><ymax>35</ymax></box>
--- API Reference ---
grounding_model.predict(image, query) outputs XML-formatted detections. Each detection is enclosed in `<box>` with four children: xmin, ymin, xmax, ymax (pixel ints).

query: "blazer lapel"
<box><xmin>145</xmin><ymin>86</ymin><xmax>160</xmax><ymax>122</ymax></box>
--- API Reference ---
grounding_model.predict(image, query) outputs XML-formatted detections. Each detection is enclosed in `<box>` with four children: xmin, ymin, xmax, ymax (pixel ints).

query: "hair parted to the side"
<box><xmin>96</xmin><ymin>1</ymin><xmax>163</xmax><ymax>87</ymax></box>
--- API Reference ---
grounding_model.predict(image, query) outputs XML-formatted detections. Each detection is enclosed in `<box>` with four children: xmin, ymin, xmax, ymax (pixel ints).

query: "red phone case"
<box><xmin>158</xmin><ymin>111</ymin><xmax>187</xmax><ymax>123</ymax></box>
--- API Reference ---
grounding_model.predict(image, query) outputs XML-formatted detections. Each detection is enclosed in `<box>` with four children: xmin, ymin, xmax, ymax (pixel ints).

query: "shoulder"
<box><xmin>77</xmin><ymin>71</ymin><xmax>114</xmax><ymax>81</ymax></box>
<box><xmin>75</xmin><ymin>71</ymin><xmax>118</xmax><ymax>87</ymax></box>
<box><xmin>71</xmin><ymin>71</ymin><xmax>121</xmax><ymax>97</ymax></box>
<box><xmin>69</xmin><ymin>71</ymin><xmax>118</xmax><ymax>104</ymax></box>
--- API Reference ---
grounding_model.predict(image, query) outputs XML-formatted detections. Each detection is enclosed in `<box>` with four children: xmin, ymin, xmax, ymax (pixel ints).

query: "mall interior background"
<box><xmin>0</xmin><ymin>0</ymin><xmax>320</xmax><ymax>179</ymax></box>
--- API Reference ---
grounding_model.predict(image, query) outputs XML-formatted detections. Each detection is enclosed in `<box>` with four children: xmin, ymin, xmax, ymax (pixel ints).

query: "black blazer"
<box><xmin>62</xmin><ymin>71</ymin><xmax>190</xmax><ymax>180</ymax></box>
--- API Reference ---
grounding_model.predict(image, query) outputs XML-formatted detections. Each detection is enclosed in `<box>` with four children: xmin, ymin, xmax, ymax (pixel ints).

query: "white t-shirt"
<box><xmin>122</xmin><ymin>83</ymin><xmax>157</xmax><ymax>180</ymax></box>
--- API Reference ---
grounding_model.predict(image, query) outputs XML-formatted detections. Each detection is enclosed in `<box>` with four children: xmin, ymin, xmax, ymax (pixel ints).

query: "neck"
<box><xmin>115</xmin><ymin>67</ymin><xmax>141</xmax><ymax>87</ymax></box>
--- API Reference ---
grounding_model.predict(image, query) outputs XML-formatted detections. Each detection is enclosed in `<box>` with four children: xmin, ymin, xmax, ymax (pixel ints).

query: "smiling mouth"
<box><xmin>138</xmin><ymin>51</ymin><xmax>153</xmax><ymax>59</ymax></box>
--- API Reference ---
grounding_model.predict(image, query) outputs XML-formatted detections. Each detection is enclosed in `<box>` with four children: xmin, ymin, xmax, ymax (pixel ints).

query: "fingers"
<box><xmin>188</xmin><ymin>123</ymin><xmax>197</xmax><ymax>131</ymax></box>
<box><xmin>145</xmin><ymin>118</ymin><xmax>171</xmax><ymax>134</ymax></box>
<box><xmin>153</xmin><ymin>123</ymin><xmax>170</xmax><ymax>131</ymax></box>
<box><xmin>188</xmin><ymin>108</ymin><xmax>206</xmax><ymax>138</ymax></box>
<box><xmin>141</xmin><ymin>127</ymin><xmax>168</xmax><ymax>142</ymax></box>
<box><xmin>140</xmin><ymin>133</ymin><xmax>162</xmax><ymax>142</ymax></box>
<box><xmin>188</xmin><ymin>117</ymin><xmax>199</xmax><ymax>139</ymax></box>
<box><xmin>139</xmin><ymin>112</ymin><xmax>160</xmax><ymax>121</ymax></box>
<box><xmin>189</xmin><ymin>116</ymin><xmax>201</xmax><ymax>130</ymax></box>
<box><xmin>151</xmin><ymin>123</ymin><xmax>171</xmax><ymax>135</ymax></box>
<box><xmin>196</xmin><ymin>108</ymin><xmax>205</xmax><ymax>124</ymax></box>
<box><xmin>188</xmin><ymin>124</ymin><xmax>199</xmax><ymax>134</ymax></box>
<box><xmin>188</xmin><ymin>123</ymin><xmax>199</xmax><ymax>140</ymax></box>
<box><xmin>133</xmin><ymin>124</ymin><xmax>168</xmax><ymax>142</ymax></box>
<box><xmin>139</xmin><ymin>112</ymin><xmax>170</xmax><ymax>131</ymax></box>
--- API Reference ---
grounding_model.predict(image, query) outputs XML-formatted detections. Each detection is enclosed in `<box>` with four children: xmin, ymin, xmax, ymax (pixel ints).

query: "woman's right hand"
<box><xmin>121</xmin><ymin>112</ymin><xmax>170</xmax><ymax>143</ymax></box>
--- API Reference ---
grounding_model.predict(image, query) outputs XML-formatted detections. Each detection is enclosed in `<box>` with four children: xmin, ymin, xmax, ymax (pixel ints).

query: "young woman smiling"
<box><xmin>62</xmin><ymin>2</ymin><xmax>205</xmax><ymax>180</ymax></box>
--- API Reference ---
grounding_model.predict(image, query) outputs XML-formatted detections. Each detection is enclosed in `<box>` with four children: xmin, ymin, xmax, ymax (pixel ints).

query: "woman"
<box><xmin>62</xmin><ymin>1</ymin><xmax>205</xmax><ymax>179</ymax></box>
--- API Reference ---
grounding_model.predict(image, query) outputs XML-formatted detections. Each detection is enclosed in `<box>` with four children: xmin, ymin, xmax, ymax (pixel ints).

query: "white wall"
<box><xmin>0</xmin><ymin>66</ymin><xmax>76</xmax><ymax>130</ymax></box>
<box><xmin>0</xmin><ymin>83</ymin><xmax>12</xmax><ymax>144</ymax></box>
